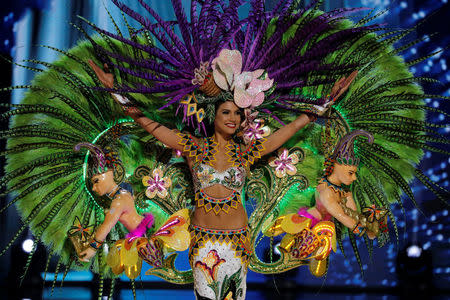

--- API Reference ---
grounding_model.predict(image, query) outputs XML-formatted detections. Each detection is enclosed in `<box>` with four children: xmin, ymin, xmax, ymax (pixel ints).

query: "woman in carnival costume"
<box><xmin>1</xmin><ymin>0</ymin><xmax>449</xmax><ymax>299</ymax></box>
<box><xmin>88</xmin><ymin>46</ymin><xmax>355</xmax><ymax>298</ymax></box>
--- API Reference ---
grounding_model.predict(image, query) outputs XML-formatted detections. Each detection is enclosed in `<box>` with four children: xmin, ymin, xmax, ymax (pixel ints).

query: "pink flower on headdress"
<box><xmin>142</xmin><ymin>167</ymin><xmax>172</xmax><ymax>199</ymax></box>
<box><xmin>212</xmin><ymin>49</ymin><xmax>273</xmax><ymax>108</ymax></box>
<box><xmin>269</xmin><ymin>148</ymin><xmax>299</xmax><ymax>178</ymax></box>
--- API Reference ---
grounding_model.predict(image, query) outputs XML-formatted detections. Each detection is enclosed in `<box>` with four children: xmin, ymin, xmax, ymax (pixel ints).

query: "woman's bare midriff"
<box><xmin>183</xmin><ymin>138</ymin><xmax>250</xmax><ymax>230</ymax></box>
<box><xmin>190</xmin><ymin>184</ymin><xmax>249</xmax><ymax>230</ymax></box>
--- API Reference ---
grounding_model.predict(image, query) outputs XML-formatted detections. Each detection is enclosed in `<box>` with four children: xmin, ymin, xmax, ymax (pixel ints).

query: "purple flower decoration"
<box><xmin>142</xmin><ymin>167</ymin><xmax>172</xmax><ymax>198</ymax></box>
<box><xmin>241</xmin><ymin>109</ymin><xmax>270</xmax><ymax>144</ymax></box>
<box><xmin>269</xmin><ymin>148</ymin><xmax>299</xmax><ymax>178</ymax></box>
<box><xmin>243</xmin><ymin>121</ymin><xmax>271</xmax><ymax>144</ymax></box>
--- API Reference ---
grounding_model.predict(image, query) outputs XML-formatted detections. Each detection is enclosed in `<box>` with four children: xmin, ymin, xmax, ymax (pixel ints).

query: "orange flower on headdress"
<box><xmin>142</xmin><ymin>167</ymin><xmax>172</xmax><ymax>199</ymax></box>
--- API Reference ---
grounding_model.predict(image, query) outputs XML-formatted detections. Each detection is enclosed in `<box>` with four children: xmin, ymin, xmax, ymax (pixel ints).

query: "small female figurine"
<box><xmin>302</xmin><ymin>130</ymin><xmax>384</xmax><ymax>238</ymax></box>
<box><xmin>71</xmin><ymin>143</ymin><xmax>155</xmax><ymax>263</ymax></box>
<box><xmin>268</xmin><ymin>130</ymin><xmax>388</xmax><ymax>276</ymax></box>
<box><xmin>69</xmin><ymin>143</ymin><xmax>190</xmax><ymax>279</ymax></box>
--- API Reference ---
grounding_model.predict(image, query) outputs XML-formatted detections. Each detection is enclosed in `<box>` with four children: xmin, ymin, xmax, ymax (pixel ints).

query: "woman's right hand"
<box><xmin>88</xmin><ymin>59</ymin><xmax>114</xmax><ymax>89</ymax></box>
<box><xmin>88</xmin><ymin>59</ymin><xmax>131</xmax><ymax>107</ymax></box>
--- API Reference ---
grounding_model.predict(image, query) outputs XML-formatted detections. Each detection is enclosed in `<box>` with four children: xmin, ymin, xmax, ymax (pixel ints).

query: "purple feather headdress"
<box><xmin>74</xmin><ymin>142</ymin><xmax>110</xmax><ymax>174</ymax></box>
<box><xmin>84</xmin><ymin>0</ymin><xmax>379</xmax><ymax>135</ymax></box>
<box><xmin>333</xmin><ymin>130</ymin><xmax>374</xmax><ymax>166</ymax></box>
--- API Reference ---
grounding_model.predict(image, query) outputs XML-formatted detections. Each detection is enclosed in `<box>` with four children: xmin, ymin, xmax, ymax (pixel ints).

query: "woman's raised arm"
<box><xmin>88</xmin><ymin>60</ymin><xmax>184</xmax><ymax>151</ymax></box>
<box><xmin>260</xmin><ymin>71</ymin><xmax>358</xmax><ymax>156</ymax></box>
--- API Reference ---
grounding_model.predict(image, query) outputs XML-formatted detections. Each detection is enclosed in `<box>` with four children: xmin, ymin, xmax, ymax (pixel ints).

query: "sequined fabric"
<box><xmin>189</xmin><ymin>225</ymin><xmax>251</xmax><ymax>300</ymax></box>
<box><xmin>194</xmin><ymin>163</ymin><xmax>246</xmax><ymax>193</ymax></box>
<box><xmin>177</xmin><ymin>133</ymin><xmax>266</xmax><ymax>194</ymax></box>
<box><xmin>195</xmin><ymin>190</ymin><xmax>241</xmax><ymax>215</ymax></box>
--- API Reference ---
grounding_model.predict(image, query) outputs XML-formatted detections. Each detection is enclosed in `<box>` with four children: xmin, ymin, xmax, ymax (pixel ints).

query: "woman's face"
<box><xmin>91</xmin><ymin>170</ymin><xmax>116</xmax><ymax>196</ymax></box>
<box><xmin>214</xmin><ymin>101</ymin><xmax>241</xmax><ymax>136</ymax></box>
<box><xmin>333</xmin><ymin>163</ymin><xmax>358</xmax><ymax>186</ymax></box>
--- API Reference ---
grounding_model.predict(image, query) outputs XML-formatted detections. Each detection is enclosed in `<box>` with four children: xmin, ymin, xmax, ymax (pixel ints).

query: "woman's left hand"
<box><xmin>304</xmin><ymin>71</ymin><xmax>358</xmax><ymax>118</ymax></box>
<box><xmin>88</xmin><ymin>60</ymin><xmax>114</xmax><ymax>89</ymax></box>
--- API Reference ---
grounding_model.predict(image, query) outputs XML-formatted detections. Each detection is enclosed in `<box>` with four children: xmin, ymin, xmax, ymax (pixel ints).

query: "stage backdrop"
<box><xmin>0</xmin><ymin>0</ymin><xmax>448</xmax><ymax>294</ymax></box>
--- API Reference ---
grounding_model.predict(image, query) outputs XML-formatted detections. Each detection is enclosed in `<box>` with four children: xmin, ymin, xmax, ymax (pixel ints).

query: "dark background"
<box><xmin>0</xmin><ymin>0</ymin><xmax>448</xmax><ymax>299</ymax></box>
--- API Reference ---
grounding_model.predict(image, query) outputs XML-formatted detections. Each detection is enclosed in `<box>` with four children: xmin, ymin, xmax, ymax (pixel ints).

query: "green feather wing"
<box><xmin>1</xmin><ymin>34</ymin><xmax>190</xmax><ymax>282</ymax></box>
<box><xmin>247</xmin><ymin>8</ymin><xmax>448</xmax><ymax>274</ymax></box>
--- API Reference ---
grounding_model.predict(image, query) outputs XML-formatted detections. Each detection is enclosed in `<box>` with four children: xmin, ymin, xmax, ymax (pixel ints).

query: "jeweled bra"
<box><xmin>194</xmin><ymin>163</ymin><xmax>246</xmax><ymax>192</ymax></box>
<box><xmin>177</xmin><ymin>133</ymin><xmax>266</xmax><ymax>213</ymax></box>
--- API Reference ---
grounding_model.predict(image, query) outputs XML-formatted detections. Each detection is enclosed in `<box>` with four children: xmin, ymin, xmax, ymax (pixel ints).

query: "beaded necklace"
<box><xmin>177</xmin><ymin>132</ymin><xmax>265</xmax><ymax>170</ymax></box>
<box><xmin>205</xmin><ymin>135</ymin><xmax>245</xmax><ymax>169</ymax></box>
<box><xmin>225</xmin><ymin>137</ymin><xmax>266</xmax><ymax>169</ymax></box>
<box><xmin>202</xmin><ymin>136</ymin><xmax>218</xmax><ymax>167</ymax></box>
<box><xmin>320</xmin><ymin>176</ymin><xmax>347</xmax><ymax>196</ymax></box>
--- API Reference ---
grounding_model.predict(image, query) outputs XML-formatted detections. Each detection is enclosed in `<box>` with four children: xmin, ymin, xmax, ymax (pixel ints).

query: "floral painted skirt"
<box><xmin>189</xmin><ymin>224</ymin><xmax>252</xmax><ymax>300</ymax></box>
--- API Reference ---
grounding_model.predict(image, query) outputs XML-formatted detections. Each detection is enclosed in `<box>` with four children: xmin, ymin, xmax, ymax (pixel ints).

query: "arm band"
<box><xmin>352</xmin><ymin>222</ymin><xmax>366</xmax><ymax>237</ymax></box>
<box><xmin>89</xmin><ymin>237</ymin><xmax>104</xmax><ymax>250</ymax></box>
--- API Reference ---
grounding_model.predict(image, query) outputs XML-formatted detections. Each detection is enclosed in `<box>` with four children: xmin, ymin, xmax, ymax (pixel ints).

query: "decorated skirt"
<box><xmin>106</xmin><ymin>209</ymin><xmax>190</xmax><ymax>280</ymax></box>
<box><xmin>264</xmin><ymin>210</ymin><xmax>337</xmax><ymax>277</ymax></box>
<box><xmin>189</xmin><ymin>224</ymin><xmax>252</xmax><ymax>300</ymax></box>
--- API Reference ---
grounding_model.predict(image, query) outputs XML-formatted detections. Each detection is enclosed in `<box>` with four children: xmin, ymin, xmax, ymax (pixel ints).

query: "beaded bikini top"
<box><xmin>193</xmin><ymin>163</ymin><xmax>246</xmax><ymax>192</ymax></box>
<box><xmin>177</xmin><ymin>133</ymin><xmax>266</xmax><ymax>193</ymax></box>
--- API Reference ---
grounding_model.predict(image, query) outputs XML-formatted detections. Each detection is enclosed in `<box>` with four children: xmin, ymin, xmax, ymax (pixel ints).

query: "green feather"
<box><xmin>348</xmin><ymin>228</ymin><xmax>364</xmax><ymax>276</ymax></box>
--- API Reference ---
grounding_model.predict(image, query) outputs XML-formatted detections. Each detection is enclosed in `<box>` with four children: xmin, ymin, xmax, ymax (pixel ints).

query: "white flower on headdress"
<box><xmin>142</xmin><ymin>167</ymin><xmax>172</xmax><ymax>199</ymax></box>
<box><xmin>212</xmin><ymin>49</ymin><xmax>273</xmax><ymax>108</ymax></box>
<box><xmin>269</xmin><ymin>148</ymin><xmax>299</xmax><ymax>178</ymax></box>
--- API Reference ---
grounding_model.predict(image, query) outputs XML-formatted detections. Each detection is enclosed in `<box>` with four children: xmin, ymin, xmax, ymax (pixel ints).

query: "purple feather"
<box><xmin>136</xmin><ymin>0</ymin><xmax>192</xmax><ymax>63</ymax></box>
<box><xmin>276</xmin><ymin>0</ymin><xmax>296</xmax><ymax>18</ymax></box>
<box><xmin>74</xmin><ymin>143</ymin><xmax>107</xmax><ymax>170</ymax></box>
<box><xmin>95</xmin><ymin>46</ymin><xmax>183</xmax><ymax>78</ymax></box>
<box><xmin>112</xmin><ymin>64</ymin><xmax>174</xmax><ymax>82</ymax></box>
<box><xmin>328</xmin><ymin>7</ymin><xmax>371</xmax><ymax>19</ymax></box>
<box><xmin>82</xmin><ymin>18</ymin><xmax>181</xmax><ymax>67</ymax></box>
<box><xmin>111</xmin><ymin>0</ymin><xmax>153</xmax><ymax>29</ymax></box>
<box><xmin>158</xmin><ymin>86</ymin><xmax>197</xmax><ymax>109</ymax></box>
<box><xmin>190</xmin><ymin>0</ymin><xmax>200</xmax><ymax>52</ymax></box>
<box><xmin>261</xmin><ymin>108</ymin><xmax>285</xmax><ymax>126</ymax></box>
<box><xmin>171</xmin><ymin>0</ymin><xmax>197</xmax><ymax>65</ymax></box>
<box><xmin>274</xmin><ymin>80</ymin><xmax>305</xmax><ymax>89</ymax></box>
<box><xmin>272</xmin><ymin>0</ymin><xmax>288</xmax><ymax>15</ymax></box>
<box><xmin>275</xmin><ymin>94</ymin><xmax>327</xmax><ymax>105</ymax></box>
